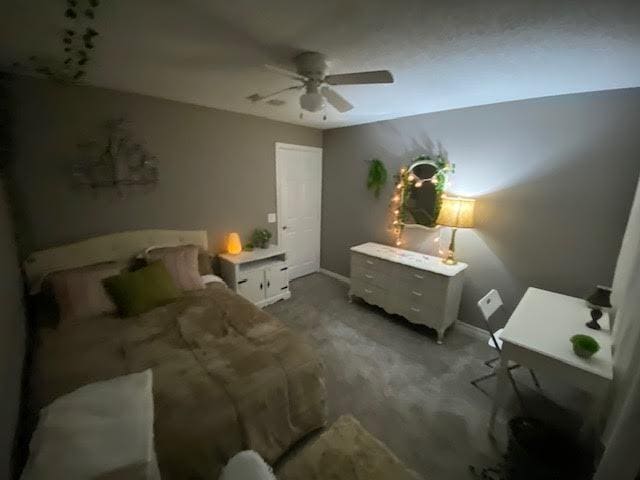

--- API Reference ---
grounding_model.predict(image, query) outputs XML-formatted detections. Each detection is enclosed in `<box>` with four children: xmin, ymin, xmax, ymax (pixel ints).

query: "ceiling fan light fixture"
<box><xmin>300</xmin><ymin>92</ymin><xmax>324</xmax><ymax>112</ymax></box>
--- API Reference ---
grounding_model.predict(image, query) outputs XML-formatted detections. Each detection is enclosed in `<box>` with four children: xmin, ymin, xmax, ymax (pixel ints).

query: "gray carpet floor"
<box><xmin>266</xmin><ymin>273</ymin><xmax>590</xmax><ymax>480</ymax></box>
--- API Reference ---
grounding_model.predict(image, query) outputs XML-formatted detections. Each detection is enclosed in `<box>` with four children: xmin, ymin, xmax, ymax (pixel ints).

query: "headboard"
<box><xmin>24</xmin><ymin>229</ymin><xmax>208</xmax><ymax>294</ymax></box>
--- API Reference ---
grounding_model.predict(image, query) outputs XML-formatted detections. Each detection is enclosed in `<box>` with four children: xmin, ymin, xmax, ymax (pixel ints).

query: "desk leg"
<box><xmin>489</xmin><ymin>356</ymin><xmax>510</xmax><ymax>435</ymax></box>
<box><xmin>580</xmin><ymin>388</ymin><xmax>607</xmax><ymax>442</ymax></box>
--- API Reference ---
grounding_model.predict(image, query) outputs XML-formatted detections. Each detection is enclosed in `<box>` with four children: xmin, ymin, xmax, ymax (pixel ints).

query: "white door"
<box><xmin>237</xmin><ymin>269</ymin><xmax>265</xmax><ymax>304</ymax></box>
<box><xmin>266</xmin><ymin>264</ymin><xmax>289</xmax><ymax>298</ymax></box>
<box><xmin>276</xmin><ymin>143</ymin><xmax>322</xmax><ymax>280</ymax></box>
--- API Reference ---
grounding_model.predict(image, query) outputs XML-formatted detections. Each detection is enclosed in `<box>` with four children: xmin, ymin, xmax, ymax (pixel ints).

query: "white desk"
<box><xmin>489</xmin><ymin>287</ymin><xmax>613</xmax><ymax>432</ymax></box>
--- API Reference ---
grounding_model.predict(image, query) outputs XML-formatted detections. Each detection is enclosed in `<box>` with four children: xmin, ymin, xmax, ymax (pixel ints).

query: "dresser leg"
<box><xmin>436</xmin><ymin>330</ymin><xmax>444</xmax><ymax>344</ymax></box>
<box><xmin>348</xmin><ymin>293</ymin><xmax>353</xmax><ymax>303</ymax></box>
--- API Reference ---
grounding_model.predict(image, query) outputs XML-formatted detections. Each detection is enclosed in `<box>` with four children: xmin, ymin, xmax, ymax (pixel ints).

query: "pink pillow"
<box><xmin>48</xmin><ymin>263</ymin><xmax>122</xmax><ymax>323</ymax></box>
<box><xmin>145</xmin><ymin>245</ymin><xmax>205</xmax><ymax>291</ymax></box>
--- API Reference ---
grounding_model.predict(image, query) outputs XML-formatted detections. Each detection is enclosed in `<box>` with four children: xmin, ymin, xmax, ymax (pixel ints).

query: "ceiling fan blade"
<box><xmin>324</xmin><ymin>70</ymin><xmax>394</xmax><ymax>85</ymax></box>
<box><xmin>247</xmin><ymin>85</ymin><xmax>303</xmax><ymax>103</ymax></box>
<box><xmin>264</xmin><ymin>64</ymin><xmax>308</xmax><ymax>82</ymax></box>
<box><xmin>321</xmin><ymin>86</ymin><xmax>354</xmax><ymax>113</ymax></box>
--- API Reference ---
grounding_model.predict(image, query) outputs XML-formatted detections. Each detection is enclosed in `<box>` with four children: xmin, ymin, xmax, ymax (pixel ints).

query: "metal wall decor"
<box><xmin>73</xmin><ymin>118</ymin><xmax>158</xmax><ymax>195</ymax></box>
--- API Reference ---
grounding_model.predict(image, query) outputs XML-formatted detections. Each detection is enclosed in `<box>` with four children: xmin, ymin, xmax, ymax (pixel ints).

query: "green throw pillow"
<box><xmin>102</xmin><ymin>261</ymin><xmax>181</xmax><ymax>317</ymax></box>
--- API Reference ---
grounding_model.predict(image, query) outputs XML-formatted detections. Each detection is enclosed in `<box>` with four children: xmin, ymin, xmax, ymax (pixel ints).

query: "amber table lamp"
<box><xmin>585</xmin><ymin>285</ymin><xmax>612</xmax><ymax>330</ymax></box>
<box><xmin>226</xmin><ymin>232</ymin><xmax>242</xmax><ymax>255</ymax></box>
<box><xmin>436</xmin><ymin>196</ymin><xmax>476</xmax><ymax>265</ymax></box>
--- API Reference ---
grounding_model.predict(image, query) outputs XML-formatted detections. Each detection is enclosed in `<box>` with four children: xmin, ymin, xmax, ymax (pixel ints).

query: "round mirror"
<box><xmin>405</xmin><ymin>160</ymin><xmax>438</xmax><ymax>228</ymax></box>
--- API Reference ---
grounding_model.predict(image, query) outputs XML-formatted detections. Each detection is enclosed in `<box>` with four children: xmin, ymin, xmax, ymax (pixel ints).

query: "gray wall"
<box><xmin>322</xmin><ymin>88</ymin><xmax>640</xmax><ymax>329</ymax></box>
<box><xmin>0</xmin><ymin>177</ymin><xmax>26</xmax><ymax>479</ymax></box>
<box><xmin>7</xmin><ymin>76</ymin><xmax>322</xmax><ymax>255</ymax></box>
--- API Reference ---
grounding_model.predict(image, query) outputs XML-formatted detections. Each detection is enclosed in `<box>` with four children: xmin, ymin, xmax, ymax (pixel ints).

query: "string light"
<box><xmin>389</xmin><ymin>156</ymin><xmax>454</xmax><ymax>250</ymax></box>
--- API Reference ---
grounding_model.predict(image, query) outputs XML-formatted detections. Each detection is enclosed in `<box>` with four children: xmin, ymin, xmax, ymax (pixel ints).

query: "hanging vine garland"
<box><xmin>390</xmin><ymin>154</ymin><xmax>454</xmax><ymax>247</ymax></box>
<box><xmin>11</xmin><ymin>0</ymin><xmax>101</xmax><ymax>83</ymax></box>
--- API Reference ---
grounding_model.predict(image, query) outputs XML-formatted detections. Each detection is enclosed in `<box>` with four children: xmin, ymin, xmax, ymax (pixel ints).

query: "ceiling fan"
<box><xmin>248</xmin><ymin>51</ymin><xmax>394</xmax><ymax>115</ymax></box>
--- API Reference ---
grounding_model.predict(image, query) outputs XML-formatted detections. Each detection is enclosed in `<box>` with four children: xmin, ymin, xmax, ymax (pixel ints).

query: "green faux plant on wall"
<box><xmin>366</xmin><ymin>159</ymin><xmax>388</xmax><ymax>198</ymax></box>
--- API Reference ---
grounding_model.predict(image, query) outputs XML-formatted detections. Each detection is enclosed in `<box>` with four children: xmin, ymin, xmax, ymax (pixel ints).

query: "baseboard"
<box><xmin>319</xmin><ymin>268</ymin><xmax>350</xmax><ymax>284</ymax></box>
<box><xmin>455</xmin><ymin>320</ymin><xmax>489</xmax><ymax>340</ymax></box>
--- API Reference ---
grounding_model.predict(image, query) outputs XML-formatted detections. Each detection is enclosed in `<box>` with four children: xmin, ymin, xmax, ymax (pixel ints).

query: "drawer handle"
<box><xmin>413</xmin><ymin>273</ymin><xmax>425</xmax><ymax>279</ymax></box>
<box><xmin>410</xmin><ymin>307</ymin><xmax>421</xmax><ymax>312</ymax></box>
<box><xmin>364</xmin><ymin>288</ymin><xmax>373</xmax><ymax>294</ymax></box>
<box><xmin>238</xmin><ymin>279</ymin><xmax>248</xmax><ymax>284</ymax></box>
<box><xmin>364</xmin><ymin>274</ymin><xmax>374</xmax><ymax>279</ymax></box>
<box><xmin>366</xmin><ymin>260</ymin><xmax>374</xmax><ymax>265</ymax></box>
<box><xmin>411</xmin><ymin>291</ymin><xmax>422</xmax><ymax>297</ymax></box>
<box><xmin>280</xmin><ymin>266</ymin><xmax>288</xmax><ymax>271</ymax></box>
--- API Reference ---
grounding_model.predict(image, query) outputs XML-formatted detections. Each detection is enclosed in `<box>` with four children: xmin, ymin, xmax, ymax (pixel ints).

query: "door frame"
<box><xmin>275</xmin><ymin>142</ymin><xmax>323</xmax><ymax>272</ymax></box>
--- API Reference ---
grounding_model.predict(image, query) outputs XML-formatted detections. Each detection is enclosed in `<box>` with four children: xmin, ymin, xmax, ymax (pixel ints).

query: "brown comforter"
<box><xmin>29</xmin><ymin>284</ymin><xmax>327</xmax><ymax>479</ymax></box>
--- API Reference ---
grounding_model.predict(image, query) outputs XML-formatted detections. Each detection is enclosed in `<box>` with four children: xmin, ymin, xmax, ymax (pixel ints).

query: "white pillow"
<box><xmin>21</xmin><ymin>370</ymin><xmax>159</xmax><ymax>480</ymax></box>
<box><xmin>219</xmin><ymin>451</ymin><xmax>276</xmax><ymax>480</ymax></box>
<box><xmin>201</xmin><ymin>274</ymin><xmax>225</xmax><ymax>285</ymax></box>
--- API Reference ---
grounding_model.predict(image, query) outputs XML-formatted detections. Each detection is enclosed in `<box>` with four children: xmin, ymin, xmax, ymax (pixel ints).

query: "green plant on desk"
<box><xmin>570</xmin><ymin>334</ymin><xmax>600</xmax><ymax>359</ymax></box>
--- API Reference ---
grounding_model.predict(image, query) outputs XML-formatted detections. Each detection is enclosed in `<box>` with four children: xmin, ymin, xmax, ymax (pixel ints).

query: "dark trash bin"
<box><xmin>506</xmin><ymin>417</ymin><xmax>594</xmax><ymax>480</ymax></box>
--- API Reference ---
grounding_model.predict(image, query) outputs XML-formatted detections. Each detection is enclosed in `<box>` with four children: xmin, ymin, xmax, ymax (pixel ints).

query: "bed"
<box><xmin>24</xmin><ymin>230</ymin><xmax>327</xmax><ymax>479</ymax></box>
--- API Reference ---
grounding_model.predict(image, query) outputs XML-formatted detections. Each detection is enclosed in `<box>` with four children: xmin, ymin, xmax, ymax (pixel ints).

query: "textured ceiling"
<box><xmin>1</xmin><ymin>0</ymin><xmax>639</xmax><ymax>129</ymax></box>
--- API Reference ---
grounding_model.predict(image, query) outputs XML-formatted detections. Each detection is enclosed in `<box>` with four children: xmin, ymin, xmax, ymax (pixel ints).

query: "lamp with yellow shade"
<box><xmin>226</xmin><ymin>232</ymin><xmax>242</xmax><ymax>255</ymax></box>
<box><xmin>436</xmin><ymin>196</ymin><xmax>476</xmax><ymax>265</ymax></box>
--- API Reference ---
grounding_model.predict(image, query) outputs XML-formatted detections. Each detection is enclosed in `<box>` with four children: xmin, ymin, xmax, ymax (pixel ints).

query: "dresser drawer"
<box><xmin>351</xmin><ymin>262</ymin><xmax>391</xmax><ymax>289</ymax></box>
<box><xmin>394</xmin><ymin>264</ymin><xmax>446</xmax><ymax>295</ymax></box>
<box><xmin>394</xmin><ymin>281</ymin><xmax>446</xmax><ymax>310</ymax></box>
<box><xmin>350</xmin><ymin>279</ymin><xmax>387</xmax><ymax>306</ymax></box>
<box><xmin>351</xmin><ymin>252</ymin><xmax>390</xmax><ymax>274</ymax></box>
<box><xmin>398</xmin><ymin>298</ymin><xmax>444</xmax><ymax>325</ymax></box>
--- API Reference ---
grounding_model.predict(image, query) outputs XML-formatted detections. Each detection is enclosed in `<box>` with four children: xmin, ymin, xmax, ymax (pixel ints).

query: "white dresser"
<box><xmin>219</xmin><ymin>245</ymin><xmax>291</xmax><ymax>308</ymax></box>
<box><xmin>349</xmin><ymin>242</ymin><xmax>468</xmax><ymax>343</ymax></box>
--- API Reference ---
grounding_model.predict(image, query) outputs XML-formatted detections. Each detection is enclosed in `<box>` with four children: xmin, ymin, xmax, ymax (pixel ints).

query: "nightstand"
<box><xmin>219</xmin><ymin>245</ymin><xmax>290</xmax><ymax>307</ymax></box>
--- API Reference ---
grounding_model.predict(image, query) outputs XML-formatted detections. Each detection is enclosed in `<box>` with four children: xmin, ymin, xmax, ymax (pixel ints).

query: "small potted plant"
<box><xmin>251</xmin><ymin>228</ymin><xmax>272</xmax><ymax>249</ymax></box>
<box><xmin>570</xmin><ymin>334</ymin><xmax>600</xmax><ymax>359</ymax></box>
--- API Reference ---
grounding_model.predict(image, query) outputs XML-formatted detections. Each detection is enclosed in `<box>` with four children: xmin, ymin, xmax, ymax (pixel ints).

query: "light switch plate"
<box><xmin>267</xmin><ymin>213</ymin><xmax>277</xmax><ymax>223</ymax></box>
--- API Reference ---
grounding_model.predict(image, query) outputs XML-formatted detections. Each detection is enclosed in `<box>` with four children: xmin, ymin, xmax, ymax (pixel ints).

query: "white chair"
<box><xmin>470</xmin><ymin>289</ymin><xmax>540</xmax><ymax>400</ymax></box>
